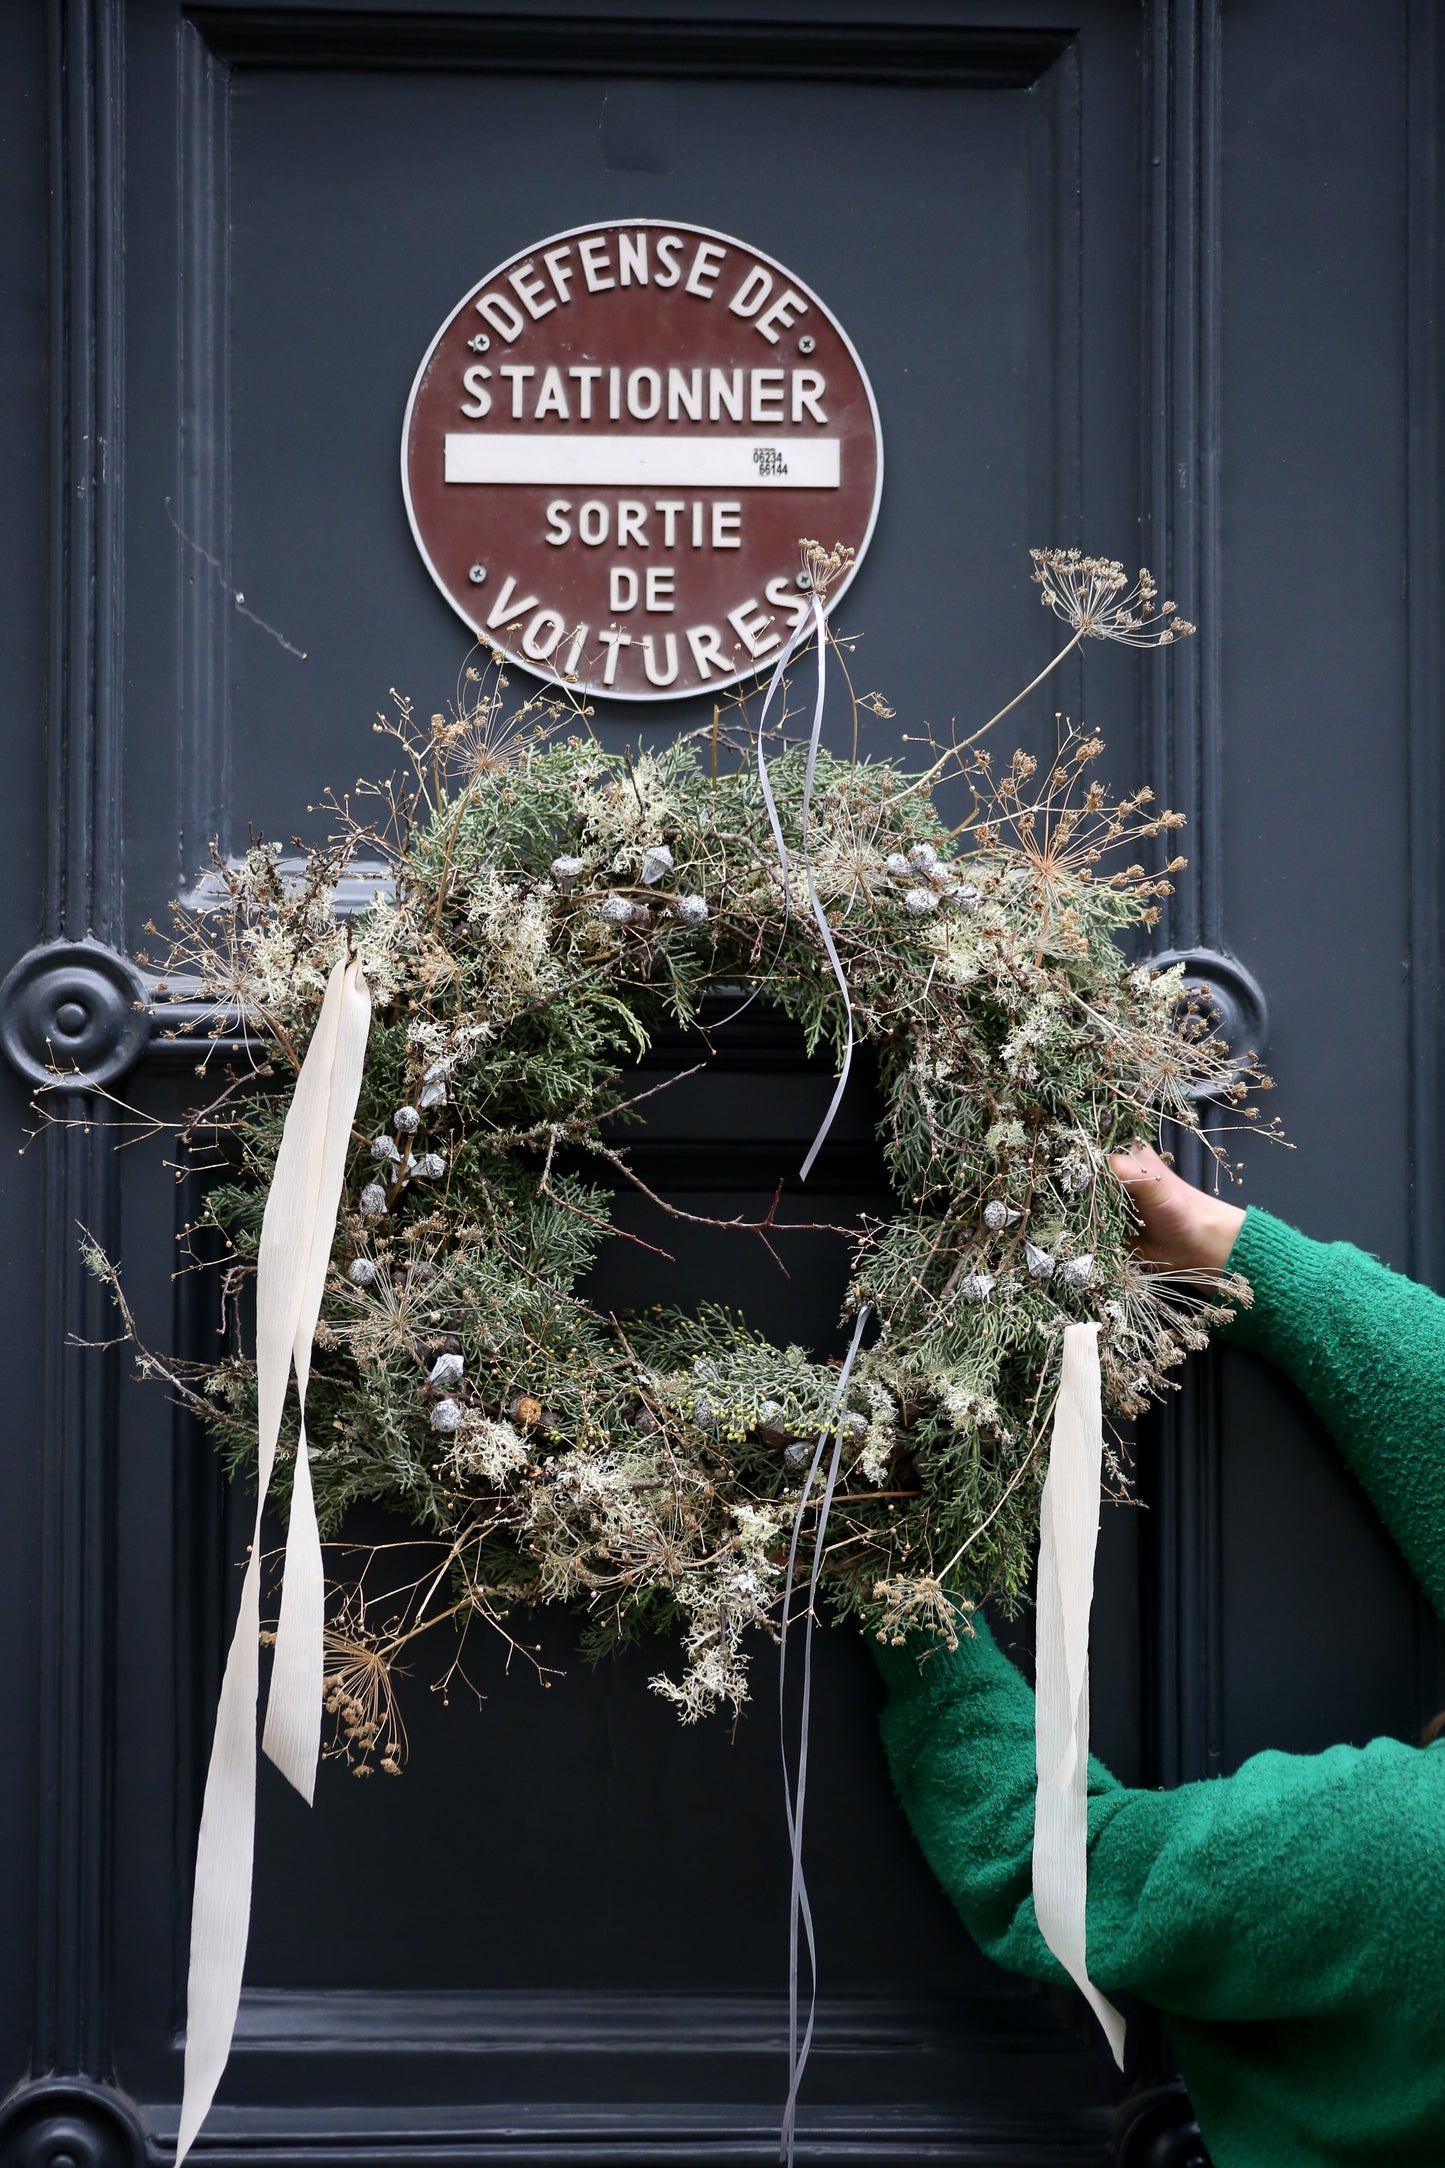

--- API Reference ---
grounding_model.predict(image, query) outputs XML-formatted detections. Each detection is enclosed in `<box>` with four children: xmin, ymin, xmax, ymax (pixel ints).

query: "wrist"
<box><xmin>1193</xmin><ymin>1194</ymin><xmax>1246</xmax><ymax>1272</ymax></box>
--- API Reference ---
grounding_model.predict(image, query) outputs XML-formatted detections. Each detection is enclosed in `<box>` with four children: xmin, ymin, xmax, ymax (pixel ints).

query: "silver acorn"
<box><xmin>692</xmin><ymin>1392</ymin><xmax>718</xmax><ymax>1429</ymax></box>
<box><xmin>671</xmin><ymin>893</ymin><xmax>709</xmax><ymax>926</ymax></box>
<box><xmin>1025</xmin><ymin>1243</ymin><xmax>1056</xmax><ymax>1280</ymax></box>
<box><xmin>692</xmin><ymin>1357</ymin><xmax>717</xmax><ymax>1384</ymax></box>
<box><xmin>640</xmin><ymin>844</ymin><xmax>675</xmax><ymax>886</ymax></box>
<box><xmin>984</xmin><ymin>1200</ymin><xmax>1022</xmax><ymax>1232</ymax></box>
<box><xmin>783</xmin><ymin>1439</ymin><xmax>815</xmax><ymax>1472</ymax></box>
<box><xmin>959</xmin><ymin>1272</ymin><xmax>995</xmax><ymax>1302</ymax></box>
<box><xmin>358</xmin><ymin>1183</ymin><xmax>388</xmax><ymax>1218</ymax></box>
<box><xmin>370</xmin><ymin>1134</ymin><xmax>402</xmax><ymax>1163</ymax></box>
<box><xmin>414</xmin><ymin>1152</ymin><xmax>446</xmax><ymax>1180</ymax></box>
<box><xmin>550</xmin><ymin>854</ymin><xmax>586</xmax><ymax>887</ymax></box>
<box><xmin>904</xmin><ymin>887</ymin><xmax>939</xmax><ymax>915</ymax></box>
<box><xmin>598</xmin><ymin>893</ymin><xmax>634</xmax><ymax>924</ymax></box>
<box><xmin>419</xmin><ymin>1058</ymin><xmax>451</xmax><ymax>1111</ymax></box>
<box><xmin>393</xmin><ymin>1105</ymin><xmax>420</xmax><ymax>1134</ymax></box>
<box><xmin>428</xmin><ymin>1351</ymin><xmax>464</xmax><ymax>1389</ymax></box>
<box><xmin>755</xmin><ymin>1399</ymin><xmax>792</xmax><ymax>1447</ymax></box>
<box><xmin>843</xmin><ymin>1411</ymin><xmax>869</xmax><ymax>1439</ymax></box>
<box><xmin>430</xmin><ymin>1397</ymin><xmax>462</xmax><ymax>1434</ymax></box>
<box><xmin>347</xmin><ymin>1258</ymin><xmax>378</xmax><ymax>1286</ymax></box>
<box><xmin>950</xmin><ymin>882</ymin><xmax>982</xmax><ymax>912</ymax></box>
<box><xmin>907</xmin><ymin>842</ymin><xmax>939</xmax><ymax>873</ymax></box>
<box><xmin>1061</xmin><ymin>1253</ymin><xmax>1096</xmax><ymax>1289</ymax></box>
<box><xmin>885</xmin><ymin>852</ymin><xmax>912</xmax><ymax>879</ymax></box>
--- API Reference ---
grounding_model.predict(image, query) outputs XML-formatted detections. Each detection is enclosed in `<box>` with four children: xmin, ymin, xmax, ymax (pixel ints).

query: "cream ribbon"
<box><xmin>1032</xmin><ymin>1322</ymin><xmax>1127</xmax><ymax>2066</ymax></box>
<box><xmin>176</xmin><ymin>952</ymin><xmax>371</xmax><ymax>2164</ymax></box>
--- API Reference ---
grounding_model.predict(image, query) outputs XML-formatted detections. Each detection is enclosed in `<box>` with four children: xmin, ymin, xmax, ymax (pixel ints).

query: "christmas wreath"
<box><xmin>95</xmin><ymin>548</ymin><xmax>1267</xmax><ymax>1757</ymax></box>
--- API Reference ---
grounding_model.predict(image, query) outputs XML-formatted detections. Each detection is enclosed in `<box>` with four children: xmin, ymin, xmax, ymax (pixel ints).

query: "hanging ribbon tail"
<box><xmin>177</xmin><ymin>953</ymin><xmax>371</xmax><ymax>2167</ymax></box>
<box><xmin>794</xmin><ymin>593</ymin><xmax>851</xmax><ymax>1184</ymax></box>
<box><xmin>264</xmin><ymin>956</ymin><xmax>371</xmax><ymax>1795</ymax></box>
<box><xmin>778</xmin><ymin>1302</ymin><xmax>872</xmax><ymax>2168</ymax></box>
<box><xmin>709</xmin><ymin>601</ymin><xmax>815</xmax><ymax>1035</ymax></box>
<box><xmin>1031</xmin><ymin>1322</ymin><xmax>1127</xmax><ymax>2069</ymax></box>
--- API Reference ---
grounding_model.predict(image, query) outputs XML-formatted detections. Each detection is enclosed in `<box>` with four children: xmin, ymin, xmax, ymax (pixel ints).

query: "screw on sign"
<box><xmin>402</xmin><ymin>220</ymin><xmax>883</xmax><ymax>702</ymax></box>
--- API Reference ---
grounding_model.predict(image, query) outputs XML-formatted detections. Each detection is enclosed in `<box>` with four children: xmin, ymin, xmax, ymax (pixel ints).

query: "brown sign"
<box><xmin>402</xmin><ymin>220</ymin><xmax>882</xmax><ymax>703</ymax></box>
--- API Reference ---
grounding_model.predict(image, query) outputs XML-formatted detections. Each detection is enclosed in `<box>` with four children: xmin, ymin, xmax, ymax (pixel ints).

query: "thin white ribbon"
<box><xmin>176</xmin><ymin>951</ymin><xmax>371</xmax><ymax>2164</ymax></box>
<box><xmin>715</xmin><ymin>591</ymin><xmax>855</xmax><ymax>1185</ymax></box>
<box><xmin>779</xmin><ymin>1301</ymin><xmax>873</xmax><ymax>2168</ymax></box>
<box><xmin>1032</xmin><ymin>1322</ymin><xmax>1127</xmax><ymax>2067</ymax></box>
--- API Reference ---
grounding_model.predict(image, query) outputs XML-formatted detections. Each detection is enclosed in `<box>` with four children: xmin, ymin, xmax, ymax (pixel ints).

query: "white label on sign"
<box><xmin>443</xmin><ymin>435</ymin><xmax>841</xmax><ymax>489</ymax></box>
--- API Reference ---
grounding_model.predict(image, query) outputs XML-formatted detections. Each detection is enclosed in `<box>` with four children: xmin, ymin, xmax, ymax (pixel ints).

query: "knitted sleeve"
<box><xmin>875</xmin><ymin>1622</ymin><xmax>1442</xmax><ymax>2023</ymax></box>
<box><xmin>1224</xmin><ymin>1207</ymin><xmax>1445</xmax><ymax>1620</ymax></box>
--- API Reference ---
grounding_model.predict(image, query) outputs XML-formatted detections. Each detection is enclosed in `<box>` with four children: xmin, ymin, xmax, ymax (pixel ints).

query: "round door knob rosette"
<box><xmin>0</xmin><ymin>938</ymin><xmax>150</xmax><ymax>1088</ymax></box>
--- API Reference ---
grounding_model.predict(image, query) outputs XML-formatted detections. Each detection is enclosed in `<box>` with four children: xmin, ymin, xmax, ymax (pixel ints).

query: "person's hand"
<box><xmin>1108</xmin><ymin>1142</ymin><xmax>1244</xmax><ymax>1272</ymax></box>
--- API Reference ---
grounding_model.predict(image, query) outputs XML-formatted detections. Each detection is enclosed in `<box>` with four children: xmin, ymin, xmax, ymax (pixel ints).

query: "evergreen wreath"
<box><xmin>87</xmin><ymin>548</ymin><xmax>1271</xmax><ymax>1761</ymax></box>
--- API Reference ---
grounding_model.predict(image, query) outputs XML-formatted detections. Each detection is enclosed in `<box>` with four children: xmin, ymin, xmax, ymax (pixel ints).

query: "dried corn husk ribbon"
<box><xmin>1032</xmin><ymin>1322</ymin><xmax>1127</xmax><ymax>2067</ymax></box>
<box><xmin>176</xmin><ymin>952</ymin><xmax>371</xmax><ymax>2164</ymax></box>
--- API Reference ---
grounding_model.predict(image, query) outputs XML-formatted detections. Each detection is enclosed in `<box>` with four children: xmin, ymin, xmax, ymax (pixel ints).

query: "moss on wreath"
<box><xmin>109</xmin><ymin>664</ymin><xmax>1271</xmax><ymax>1745</ymax></box>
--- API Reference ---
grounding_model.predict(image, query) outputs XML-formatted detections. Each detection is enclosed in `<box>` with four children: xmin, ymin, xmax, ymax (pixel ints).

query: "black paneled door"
<box><xmin>1</xmin><ymin>4</ymin><xmax>1441</xmax><ymax>2164</ymax></box>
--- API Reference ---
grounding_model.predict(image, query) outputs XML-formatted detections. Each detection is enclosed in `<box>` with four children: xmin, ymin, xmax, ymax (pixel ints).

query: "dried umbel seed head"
<box><xmin>904</xmin><ymin>887</ymin><xmax>939</xmax><ymax>915</ymax></box>
<box><xmin>428</xmin><ymin>1351</ymin><xmax>464</xmax><ymax>1389</ymax></box>
<box><xmin>907</xmin><ymin>842</ymin><xmax>939</xmax><ymax>873</ymax></box>
<box><xmin>640</xmin><ymin>843</ymin><xmax>675</xmax><ymax>886</ymax></box>
<box><xmin>1061</xmin><ymin>1253</ymin><xmax>1096</xmax><ymax>1288</ymax></box>
<box><xmin>884</xmin><ymin>852</ymin><xmax>912</xmax><ymax>879</ymax></box>
<box><xmin>550</xmin><ymin>854</ymin><xmax>586</xmax><ymax>886</ymax></box>
<box><xmin>347</xmin><ymin>1257</ymin><xmax>379</xmax><ymax>1286</ymax></box>
<box><xmin>958</xmin><ymin>1273</ymin><xmax>996</xmax><ymax>1302</ymax></box>
<box><xmin>414</xmin><ymin>1152</ymin><xmax>446</xmax><ymax>1179</ymax></box>
<box><xmin>358</xmin><ymin>1183</ymin><xmax>388</xmax><ymax>1219</ymax></box>
<box><xmin>430</xmin><ymin>1397</ymin><xmax>462</xmax><ymax>1434</ymax></box>
<box><xmin>369</xmin><ymin>1134</ymin><xmax>402</xmax><ymax>1163</ymax></box>
<box><xmin>393</xmin><ymin>1104</ymin><xmax>420</xmax><ymax>1134</ymax></box>
<box><xmin>671</xmin><ymin>893</ymin><xmax>709</xmax><ymax>926</ymax></box>
<box><xmin>510</xmin><ymin>1393</ymin><xmax>544</xmax><ymax>1428</ymax></box>
<box><xmin>984</xmin><ymin>1200</ymin><xmax>1022</xmax><ymax>1232</ymax></box>
<box><xmin>1025</xmin><ymin>1243</ymin><xmax>1056</xmax><ymax>1280</ymax></box>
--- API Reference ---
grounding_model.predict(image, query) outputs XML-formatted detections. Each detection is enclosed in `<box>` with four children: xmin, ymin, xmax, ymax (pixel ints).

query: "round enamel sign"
<box><xmin>402</xmin><ymin>219</ymin><xmax>882</xmax><ymax>703</ymax></box>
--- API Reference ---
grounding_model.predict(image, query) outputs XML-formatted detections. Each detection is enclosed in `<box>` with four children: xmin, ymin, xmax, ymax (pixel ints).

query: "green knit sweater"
<box><xmin>874</xmin><ymin>1208</ymin><xmax>1445</xmax><ymax>2168</ymax></box>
